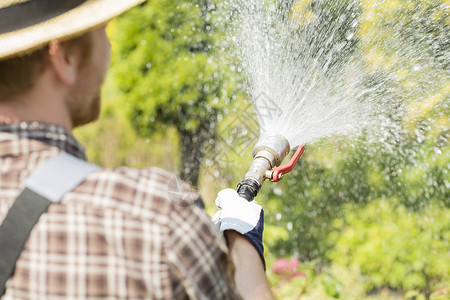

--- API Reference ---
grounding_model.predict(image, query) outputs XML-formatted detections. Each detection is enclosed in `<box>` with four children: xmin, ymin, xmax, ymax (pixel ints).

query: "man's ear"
<box><xmin>47</xmin><ymin>40</ymin><xmax>78</xmax><ymax>85</ymax></box>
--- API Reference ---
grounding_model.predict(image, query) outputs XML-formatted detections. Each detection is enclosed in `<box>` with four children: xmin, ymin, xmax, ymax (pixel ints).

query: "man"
<box><xmin>0</xmin><ymin>0</ymin><xmax>273</xmax><ymax>299</ymax></box>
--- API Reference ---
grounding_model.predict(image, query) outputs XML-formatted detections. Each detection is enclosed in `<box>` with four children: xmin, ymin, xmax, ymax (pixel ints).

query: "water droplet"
<box><xmin>345</xmin><ymin>31</ymin><xmax>354</xmax><ymax>41</ymax></box>
<box><xmin>287</xmin><ymin>222</ymin><xmax>293</xmax><ymax>231</ymax></box>
<box><xmin>274</xmin><ymin>187</ymin><xmax>282</xmax><ymax>195</ymax></box>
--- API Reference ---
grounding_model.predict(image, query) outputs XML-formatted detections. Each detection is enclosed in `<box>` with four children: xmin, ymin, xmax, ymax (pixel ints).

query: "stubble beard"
<box><xmin>68</xmin><ymin>70</ymin><xmax>103</xmax><ymax>129</ymax></box>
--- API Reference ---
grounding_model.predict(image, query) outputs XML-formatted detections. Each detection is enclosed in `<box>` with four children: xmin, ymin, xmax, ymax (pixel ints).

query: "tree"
<box><xmin>108</xmin><ymin>0</ymin><xmax>235</xmax><ymax>186</ymax></box>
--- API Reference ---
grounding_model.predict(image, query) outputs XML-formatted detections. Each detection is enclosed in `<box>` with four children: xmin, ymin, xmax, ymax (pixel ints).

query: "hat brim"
<box><xmin>0</xmin><ymin>0</ymin><xmax>145</xmax><ymax>60</ymax></box>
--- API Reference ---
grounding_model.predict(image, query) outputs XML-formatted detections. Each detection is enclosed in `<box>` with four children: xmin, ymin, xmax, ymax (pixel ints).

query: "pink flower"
<box><xmin>272</xmin><ymin>257</ymin><xmax>300</xmax><ymax>274</ymax></box>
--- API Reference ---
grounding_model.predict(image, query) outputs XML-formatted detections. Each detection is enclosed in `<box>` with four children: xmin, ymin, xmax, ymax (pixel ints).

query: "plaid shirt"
<box><xmin>0</xmin><ymin>122</ymin><xmax>241</xmax><ymax>300</ymax></box>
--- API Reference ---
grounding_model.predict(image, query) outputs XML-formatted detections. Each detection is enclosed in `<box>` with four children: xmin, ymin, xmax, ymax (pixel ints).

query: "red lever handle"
<box><xmin>270</xmin><ymin>145</ymin><xmax>305</xmax><ymax>182</ymax></box>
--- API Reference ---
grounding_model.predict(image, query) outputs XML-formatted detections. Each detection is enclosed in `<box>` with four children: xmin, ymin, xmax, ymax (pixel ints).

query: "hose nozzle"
<box><xmin>237</xmin><ymin>134</ymin><xmax>291</xmax><ymax>201</ymax></box>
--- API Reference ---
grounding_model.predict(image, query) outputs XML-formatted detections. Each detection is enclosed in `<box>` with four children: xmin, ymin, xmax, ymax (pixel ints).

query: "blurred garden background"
<box><xmin>74</xmin><ymin>0</ymin><xmax>449</xmax><ymax>299</ymax></box>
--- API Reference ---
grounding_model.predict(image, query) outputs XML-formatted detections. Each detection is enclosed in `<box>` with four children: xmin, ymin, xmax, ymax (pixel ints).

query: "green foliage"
<box><xmin>107</xmin><ymin>0</ymin><xmax>241</xmax><ymax>184</ymax></box>
<box><xmin>261</xmin><ymin>120</ymin><xmax>449</xmax><ymax>263</ymax></box>
<box><xmin>328</xmin><ymin>199</ymin><xmax>449</xmax><ymax>294</ymax></box>
<box><xmin>268</xmin><ymin>259</ymin><xmax>409</xmax><ymax>300</ymax></box>
<box><xmin>267</xmin><ymin>132</ymin><xmax>446</xmax><ymax>260</ymax></box>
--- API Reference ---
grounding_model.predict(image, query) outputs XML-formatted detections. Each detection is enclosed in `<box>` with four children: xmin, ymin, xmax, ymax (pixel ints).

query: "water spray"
<box><xmin>237</xmin><ymin>133</ymin><xmax>305</xmax><ymax>201</ymax></box>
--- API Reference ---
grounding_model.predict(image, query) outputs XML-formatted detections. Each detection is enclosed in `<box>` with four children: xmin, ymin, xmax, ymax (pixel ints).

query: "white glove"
<box><xmin>212</xmin><ymin>188</ymin><xmax>265</xmax><ymax>268</ymax></box>
<box><xmin>212</xmin><ymin>189</ymin><xmax>262</xmax><ymax>233</ymax></box>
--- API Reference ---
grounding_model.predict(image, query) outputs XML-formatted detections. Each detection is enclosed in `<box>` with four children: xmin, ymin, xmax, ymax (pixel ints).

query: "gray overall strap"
<box><xmin>0</xmin><ymin>153</ymin><xmax>100</xmax><ymax>296</ymax></box>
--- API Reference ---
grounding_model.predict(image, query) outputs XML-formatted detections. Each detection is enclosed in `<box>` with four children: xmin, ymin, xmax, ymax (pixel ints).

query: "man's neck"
<box><xmin>0</xmin><ymin>71</ymin><xmax>73</xmax><ymax>131</ymax></box>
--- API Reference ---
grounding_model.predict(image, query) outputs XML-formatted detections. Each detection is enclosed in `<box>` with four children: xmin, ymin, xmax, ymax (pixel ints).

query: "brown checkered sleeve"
<box><xmin>166</xmin><ymin>202</ymin><xmax>241</xmax><ymax>299</ymax></box>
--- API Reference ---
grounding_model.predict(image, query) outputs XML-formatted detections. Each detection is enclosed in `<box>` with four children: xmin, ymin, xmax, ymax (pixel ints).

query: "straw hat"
<box><xmin>0</xmin><ymin>0</ymin><xmax>145</xmax><ymax>60</ymax></box>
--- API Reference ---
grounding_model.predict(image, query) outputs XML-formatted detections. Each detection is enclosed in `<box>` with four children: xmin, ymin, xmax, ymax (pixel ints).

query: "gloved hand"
<box><xmin>212</xmin><ymin>188</ymin><xmax>265</xmax><ymax>269</ymax></box>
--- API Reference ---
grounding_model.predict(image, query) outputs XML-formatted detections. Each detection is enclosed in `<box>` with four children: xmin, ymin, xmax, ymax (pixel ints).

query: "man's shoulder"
<box><xmin>67</xmin><ymin>165</ymin><xmax>202</xmax><ymax>220</ymax></box>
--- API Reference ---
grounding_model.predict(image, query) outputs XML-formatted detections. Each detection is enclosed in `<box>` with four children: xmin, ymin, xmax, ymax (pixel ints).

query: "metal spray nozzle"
<box><xmin>237</xmin><ymin>133</ymin><xmax>304</xmax><ymax>201</ymax></box>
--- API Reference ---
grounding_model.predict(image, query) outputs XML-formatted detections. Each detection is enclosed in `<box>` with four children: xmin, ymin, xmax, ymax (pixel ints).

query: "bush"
<box><xmin>327</xmin><ymin>199</ymin><xmax>449</xmax><ymax>296</ymax></box>
<box><xmin>268</xmin><ymin>258</ymin><xmax>405</xmax><ymax>300</ymax></box>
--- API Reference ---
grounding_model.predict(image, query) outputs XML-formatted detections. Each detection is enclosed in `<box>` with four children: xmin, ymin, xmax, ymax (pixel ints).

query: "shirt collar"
<box><xmin>0</xmin><ymin>122</ymin><xmax>86</xmax><ymax>160</ymax></box>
